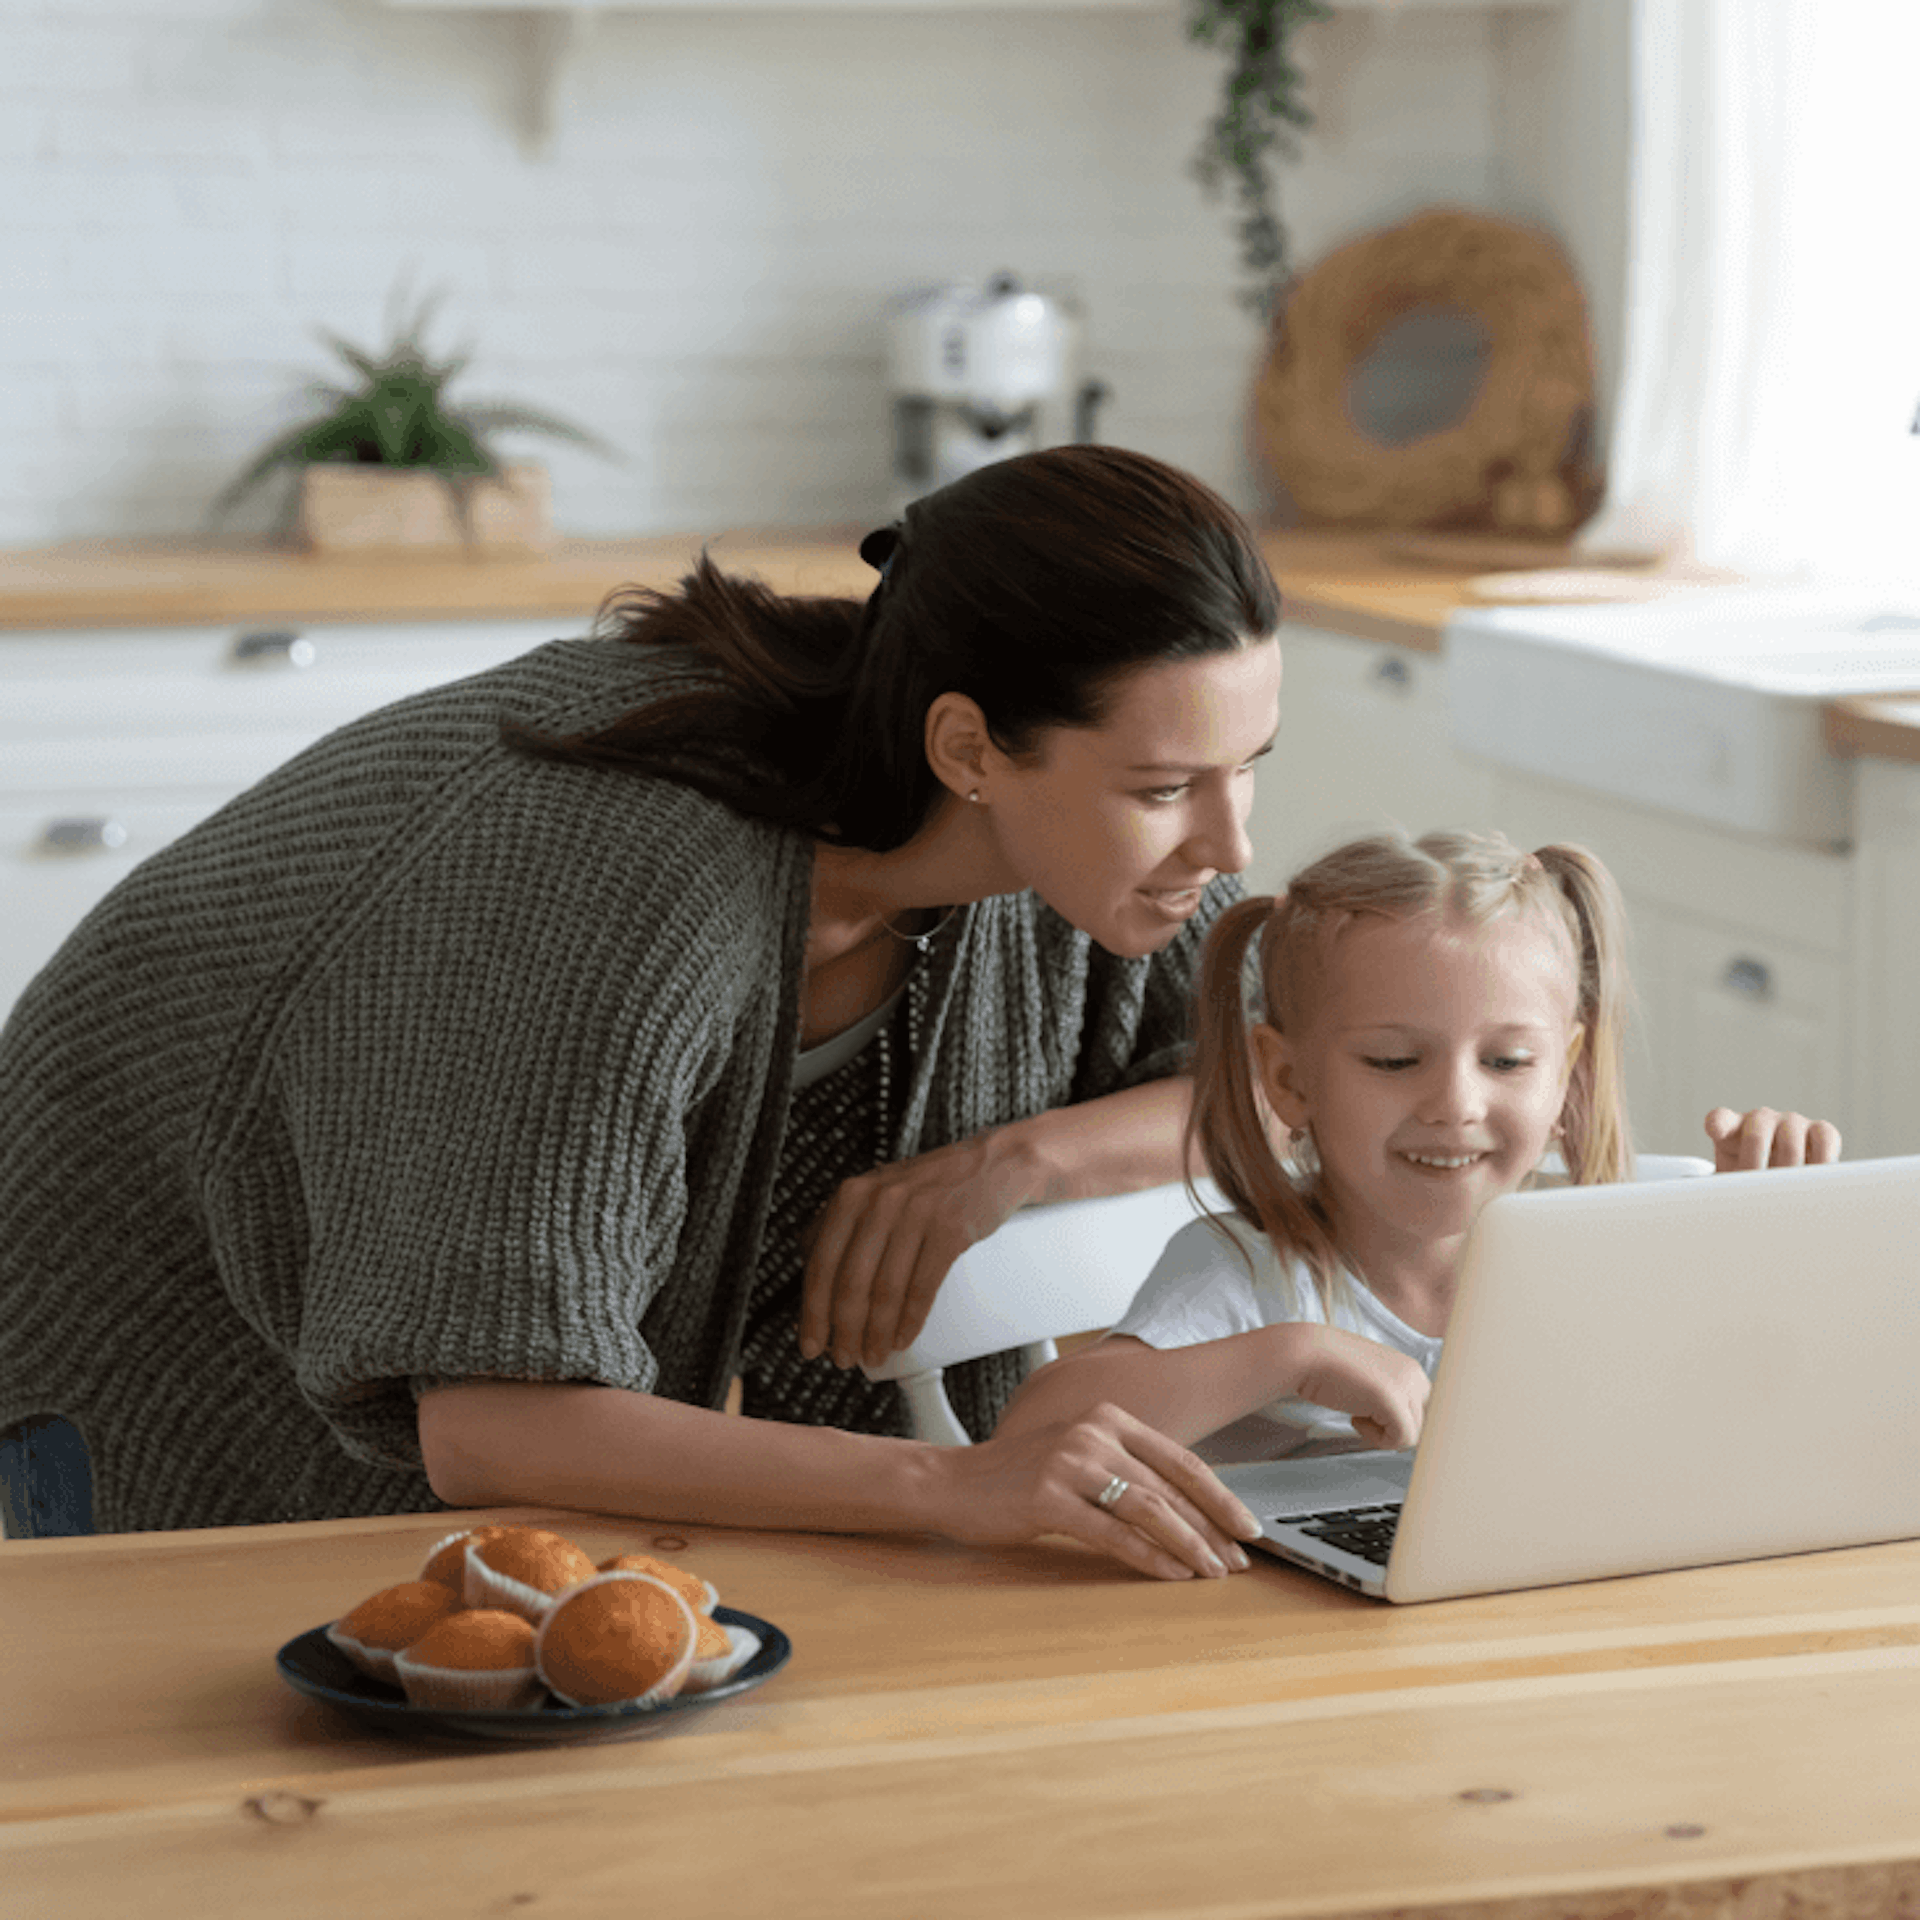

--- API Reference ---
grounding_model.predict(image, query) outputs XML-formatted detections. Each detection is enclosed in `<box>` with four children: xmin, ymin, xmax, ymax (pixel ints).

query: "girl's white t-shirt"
<box><xmin>1109</xmin><ymin>1210</ymin><xmax>1443</xmax><ymax>1464</ymax></box>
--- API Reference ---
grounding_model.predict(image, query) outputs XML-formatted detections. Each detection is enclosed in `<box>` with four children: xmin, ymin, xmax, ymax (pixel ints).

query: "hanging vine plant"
<box><xmin>1186</xmin><ymin>0</ymin><xmax>1333</xmax><ymax>320</ymax></box>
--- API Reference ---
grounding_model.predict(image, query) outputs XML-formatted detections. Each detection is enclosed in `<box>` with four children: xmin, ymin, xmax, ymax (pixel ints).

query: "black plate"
<box><xmin>275</xmin><ymin>1605</ymin><xmax>791</xmax><ymax>1744</ymax></box>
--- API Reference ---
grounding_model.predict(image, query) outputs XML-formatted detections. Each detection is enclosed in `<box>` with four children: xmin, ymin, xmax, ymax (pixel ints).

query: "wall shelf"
<box><xmin>381</xmin><ymin>1</ymin><xmax>1560</xmax><ymax>9</ymax></box>
<box><xmin>377</xmin><ymin>0</ymin><xmax>1564</xmax><ymax>153</ymax></box>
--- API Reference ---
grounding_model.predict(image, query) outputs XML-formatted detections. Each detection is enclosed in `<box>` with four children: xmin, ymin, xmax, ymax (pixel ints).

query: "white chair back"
<box><xmin>865</xmin><ymin>1154</ymin><xmax>1714</xmax><ymax>1446</ymax></box>
<box><xmin>863</xmin><ymin>1181</ymin><xmax>1224</xmax><ymax>1446</ymax></box>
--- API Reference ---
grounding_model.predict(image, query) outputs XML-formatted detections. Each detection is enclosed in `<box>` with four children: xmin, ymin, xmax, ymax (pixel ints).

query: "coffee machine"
<box><xmin>885</xmin><ymin>274</ymin><xmax>1107</xmax><ymax>514</ymax></box>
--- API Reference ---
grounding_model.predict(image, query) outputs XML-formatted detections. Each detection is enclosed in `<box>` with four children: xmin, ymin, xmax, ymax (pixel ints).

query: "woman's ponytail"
<box><xmin>500</xmin><ymin>552</ymin><xmax>867</xmax><ymax>832</ymax></box>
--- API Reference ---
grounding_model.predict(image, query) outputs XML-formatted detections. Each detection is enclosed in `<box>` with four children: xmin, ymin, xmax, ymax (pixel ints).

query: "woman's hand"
<box><xmin>1704</xmin><ymin>1106</ymin><xmax>1842</xmax><ymax>1171</ymax></box>
<box><xmin>1290</xmin><ymin>1325</ymin><xmax>1431</xmax><ymax>1451</ymax></box>
<box><xmin>799</xmin><ymin>1129</ymin><xmax>1041</xmax><ymax>1370</ymax></box>
<box><xmin>801</xmin><ymin>1078</ymin><xmax>1196</xmax><ymax>1373</ymax></box>
<box><xmin>925</xmin><ymin>1401</ymin><xmax>1263</xmax><ymax>1581</ymax></box>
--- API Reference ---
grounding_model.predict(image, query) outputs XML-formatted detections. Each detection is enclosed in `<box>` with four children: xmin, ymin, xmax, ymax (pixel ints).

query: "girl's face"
<box><xmin>1255</xmin><ymin>908</ymin><xmax>1583</xmax><ymax>1267</ymax></box>
<box><xmin>976</xmin><ymin>639</ymin><xmax>1282</xmax><ymax>959</ymax></box>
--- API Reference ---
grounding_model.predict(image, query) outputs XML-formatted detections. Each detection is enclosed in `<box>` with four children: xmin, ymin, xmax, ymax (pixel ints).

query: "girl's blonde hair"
<box><xmin>1187</xmin><ymin>828</ymin><xmax>1634</xmax><ymax>1310</ymax></box>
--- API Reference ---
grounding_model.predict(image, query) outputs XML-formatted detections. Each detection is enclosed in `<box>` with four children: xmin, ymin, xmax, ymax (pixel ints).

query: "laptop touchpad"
<box><xmin>1218</xmin><ymin>1451</ymin><xmax>1414</xmax><ymax>1518</ymax></box>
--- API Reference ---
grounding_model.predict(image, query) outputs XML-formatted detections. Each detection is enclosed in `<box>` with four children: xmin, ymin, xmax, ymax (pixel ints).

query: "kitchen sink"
<box><xmin>1445</xmin><ymin>587</ymin><xmax>1920</xmax><ymax>846</ymax></box>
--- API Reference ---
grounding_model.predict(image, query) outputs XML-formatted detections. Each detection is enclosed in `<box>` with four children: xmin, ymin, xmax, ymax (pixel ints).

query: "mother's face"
<box><xmin>979</xmin><ymin>637</ymin><xmax>1283</xmax><ymax>958</ymax></box>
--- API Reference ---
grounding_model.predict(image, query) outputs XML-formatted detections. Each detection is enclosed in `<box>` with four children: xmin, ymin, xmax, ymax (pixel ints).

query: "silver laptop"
<box><xmin>1216</xmin><ymin>1155</ymin><xmax>1920</xmax><ymax>1602</ymax></box>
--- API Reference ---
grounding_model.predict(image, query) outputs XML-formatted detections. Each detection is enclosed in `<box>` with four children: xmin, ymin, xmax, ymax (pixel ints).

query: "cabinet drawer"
<box><xmin>0</xmin><ymin>618</ymin><xmax>564</xmax><ymax>743</ymax></box>
<box><xmin>0</xmin><ymin>792</ymin><xmax>232</xmax><ymax>1019</ymax></box>
<box><xmin>1644</xmin><ymin>916</ymin><xmax>1850</xmax><ymax>1150</ymax></box>
<box><xmin>1</xmin><ymin>730</ymin><xmax>320</xmax><ymax>798</ymax></box>
<box><xmin>1485</xmin><ymin>769</ymin><xmax>1851</xmax><ymax>955</ymax></box>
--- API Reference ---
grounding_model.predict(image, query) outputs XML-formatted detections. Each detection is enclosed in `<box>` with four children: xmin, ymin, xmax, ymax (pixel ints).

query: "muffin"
<box><xmin>418</xmin><ymin>1524</ymin><xmax>512</xmax><ymax>1592</ymax></box>
<box><xmin>326</xmin><ymin>1580</ymin><xmax>466</xmax><ymax>1686</ymax></box>
<box><xmin>598</xmin><ymin>1551</ymin><xmax>719</xmax><ymax>1616</ymax></box>
<box><xmin>463</xmin><ymin>1525</ymin><xmax>598</xmax><ymax>1622</ymax></box>
<box><xmin>393</xmin><ymin>1608</ymin><xmax>545</xmax><ymax>1712</ymax></box>
<box><xmin>681</xmin><ymin>1608</ymin><xmax>760</xmax><ymax>1695</ymax></box>
<box><xmin>534</xmin><ymin>1571</ymin><xmax>697</xmax><ymax>1709</ymax></box>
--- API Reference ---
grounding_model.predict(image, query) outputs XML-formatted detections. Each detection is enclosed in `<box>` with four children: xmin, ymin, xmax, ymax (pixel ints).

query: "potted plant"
<box><xmin>1187</xmin><ymin>0</ymin><xmax>1333</xmax><ymax>319</ymax></box>
<box><xmin>213</xmin><ymin>293</ymin><xmax>615</xmax><ymax>554</ymax></box>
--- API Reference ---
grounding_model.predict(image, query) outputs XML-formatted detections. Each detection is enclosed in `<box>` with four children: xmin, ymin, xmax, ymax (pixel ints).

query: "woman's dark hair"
<box><xmin>504</xmin><ymin>444</ymin><xmax>1282</xmax><ymax>851</ymax></box>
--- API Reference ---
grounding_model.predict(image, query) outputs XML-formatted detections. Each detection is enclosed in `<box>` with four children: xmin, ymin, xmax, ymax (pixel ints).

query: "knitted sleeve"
<box><xmin>199</xmin><ymin>749</ymin><xmax>797</xmax><ymax>1472</ymax></box>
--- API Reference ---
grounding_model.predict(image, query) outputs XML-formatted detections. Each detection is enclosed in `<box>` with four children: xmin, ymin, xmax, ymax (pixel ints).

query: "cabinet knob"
<box><xmin>1370</xmin><ymin>654</ymin><xmax>1413</xmax><ymax>693</ymax></box>
<box><xmin>36</xmin><ymin>817</ymin><xmax>130</xmax><ymax>856</ymax></box>
<box><xmin>1721</xmin><ymin>956</ymin><xmax>1774</xmax><ymax>1001</ymax></box>
<box><xmin>228</xmin><ymin>628</ymin><xmax>315</xmax><ymax>669</ymax></box>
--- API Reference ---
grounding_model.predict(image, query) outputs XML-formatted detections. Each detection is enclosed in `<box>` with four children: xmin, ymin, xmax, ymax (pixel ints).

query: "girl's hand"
<box><xmin>1704</xmin><ymin>1106</ymin><xmax>1842</xmax><ymax>1172</ymax></box>
<box><xmin>927</xmin><ymin>1401</ymin><xmax>1263</xmax><ymax>1582</ymax></box>
<box><xmin>1290</xmin><ymin>1326</ymin><xmax>1431</xmax><ymax>1452</ymax></box>
<box><xmin>799</xmin><ymin>1130</ymin><xmax>1039</xmax><ymax>1370</ymax></box>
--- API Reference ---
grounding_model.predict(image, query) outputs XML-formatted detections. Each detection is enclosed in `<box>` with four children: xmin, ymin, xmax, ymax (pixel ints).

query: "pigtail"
<box><xmin>1188</xmin><ymin>895</ymin><xmax>1349</xmax><ymax>1312</ymax></box>
<box><xmin>1534</xmin><ymin>844</ymin><xmax>1635</xmax><ymax>1184</ymax></box>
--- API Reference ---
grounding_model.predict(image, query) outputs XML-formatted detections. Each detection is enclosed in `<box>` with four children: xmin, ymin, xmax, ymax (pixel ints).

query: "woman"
<box><xmin>0</xmin><ymin>445</ymin><xmax>1276</xmax><ymax>1580</ymax></box>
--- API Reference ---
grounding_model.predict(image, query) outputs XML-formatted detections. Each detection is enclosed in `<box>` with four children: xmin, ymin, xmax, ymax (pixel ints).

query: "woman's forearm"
<box><xmin>992</xmin><ymin>1074</ymin><xmax>1198</xmax><ymax>1207</ymax></box>
<box><xmin>419</xmin><ymin>1380</ymin><xmax>946</xmax><ymax>1533</ymax></box>
<box><xmin>415</xmin><ymin>1377</ymin><xmax>1264</xmax><ymax>1582</ymax></box>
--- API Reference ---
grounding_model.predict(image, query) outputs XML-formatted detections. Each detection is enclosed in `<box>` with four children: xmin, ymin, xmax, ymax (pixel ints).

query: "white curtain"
<box><xmin>1579</xmin><ymin>0</ymin><xmax>1920</xmax><ymax>589</ymax></box>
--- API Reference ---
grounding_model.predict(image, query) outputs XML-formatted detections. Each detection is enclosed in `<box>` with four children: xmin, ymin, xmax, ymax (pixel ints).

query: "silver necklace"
<box><xmin>878</xmin><ymin>905</ymin><xmax>956</xmax><ymax>954</ymax></box>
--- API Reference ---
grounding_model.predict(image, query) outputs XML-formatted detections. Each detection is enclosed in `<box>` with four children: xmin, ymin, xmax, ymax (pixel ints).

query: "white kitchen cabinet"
<box><xmin>1848</xmin><ymin>757</ymin><xmax>1920</xmax><ymax>1161</ymax></box>
<box><xmin>1655</xmin><ymin>919</ymin><xmax>1850</xmax><ymax>1152</ymax></box>
<box><xmin>1210</xmin><ymin>613</ymin><xmax>1876</xmax><ymax>1159</ymax></box>
<box><xmin>0</xmin><ymin>617</ymin><xmax>565</xmax><ymax>1031</ymax></box>
<box><xmin>1476</xmin><ymin>766</ymin><xmax>1855</xmax><ymax>1158</ymax></box>
<box><xmin>1248</xmin><ymin>621</ymin><xmax>1497</xmax><ymax>895</ymax></box>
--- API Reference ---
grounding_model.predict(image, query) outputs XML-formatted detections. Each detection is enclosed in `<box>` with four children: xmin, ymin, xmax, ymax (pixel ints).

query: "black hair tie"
<box><xmin>859</xmin><ymin>524</ymin><xmax>903</xmax><ymax>581</ymax></box>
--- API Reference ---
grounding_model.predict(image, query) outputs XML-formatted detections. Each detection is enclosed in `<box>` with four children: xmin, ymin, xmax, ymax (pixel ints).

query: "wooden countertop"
<box><xmin>0</xmin><ymin>532</ymin><xmax>856</xmax><ymax>631</ymax></box>
<box><xmin>8</xmin><ymin>1507</ymin><xmax>1920</xmax><ymax>1920</ymax></box>
<box><xmin>9</xmin><ymin>528</ymin><xmax>1920</xmax><ymax>765</ymax></box>
<box><xmin>1826</xmin><ymin>693</ymin><xmax>1920</xmax><ymax>767</ymax></box>
<box><xmin>0</xmin><ymin>528</ymin><xmax>1541</xmax><ymax>652</ymax></box>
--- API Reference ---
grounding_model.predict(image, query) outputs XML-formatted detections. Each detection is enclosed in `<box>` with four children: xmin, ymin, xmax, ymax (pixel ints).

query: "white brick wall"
<box><xmin>0</xmin><ymin>0</ymin><xmax>1601</xmax><ymax>545</ymax></box>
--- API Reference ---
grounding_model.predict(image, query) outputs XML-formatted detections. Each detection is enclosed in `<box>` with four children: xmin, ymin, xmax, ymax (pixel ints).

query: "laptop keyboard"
<box><xmin>1293</xmin><ymin>1503</ymin><xmax>1401</xmax><ymax>1567</ymax></box>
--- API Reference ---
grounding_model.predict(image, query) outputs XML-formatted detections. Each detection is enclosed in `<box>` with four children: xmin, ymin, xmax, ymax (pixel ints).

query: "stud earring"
<box><xmin>1282</xmin><ymin>1122</ymin><xmax>1319</xmax><ymax>1185</ymax></box>
<box><xmin>967</xmin><ymin>789</ymin><xmax>981</xmax><ymax>804</ymax></box>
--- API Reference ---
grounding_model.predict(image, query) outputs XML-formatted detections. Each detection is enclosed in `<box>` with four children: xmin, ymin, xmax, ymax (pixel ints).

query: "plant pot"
<box><xmin>298</xmin><ymin>462</ymin><xmax>554</xmax><ymax>555</ymax></box>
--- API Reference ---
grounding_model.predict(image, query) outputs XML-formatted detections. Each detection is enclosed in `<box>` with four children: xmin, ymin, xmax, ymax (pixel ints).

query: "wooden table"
<box><xmin>6</xmin><ymin>1510</ymin><xmax>1920</xmax><ymax>1920</ymax></box>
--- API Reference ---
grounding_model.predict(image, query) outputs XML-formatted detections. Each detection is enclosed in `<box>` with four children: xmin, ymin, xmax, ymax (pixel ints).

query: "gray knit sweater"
<box><xmin>0</xmin><ymin>636</ymin><xmax>1233</xmax><ymax>1533</ymax></box>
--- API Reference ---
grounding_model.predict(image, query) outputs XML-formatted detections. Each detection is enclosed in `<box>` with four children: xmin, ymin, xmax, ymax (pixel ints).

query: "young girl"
<box><xmin>994</xmin><ymin>827</ymin><xmax>1842</xmax><ymax>1486</ymax></box>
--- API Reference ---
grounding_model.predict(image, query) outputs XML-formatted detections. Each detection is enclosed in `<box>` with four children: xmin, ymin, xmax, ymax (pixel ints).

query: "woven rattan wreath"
<box><xmin>1253</xmin><ymin>207</ymin><xmax>1599</xmax><ymax>534</ymax></box>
